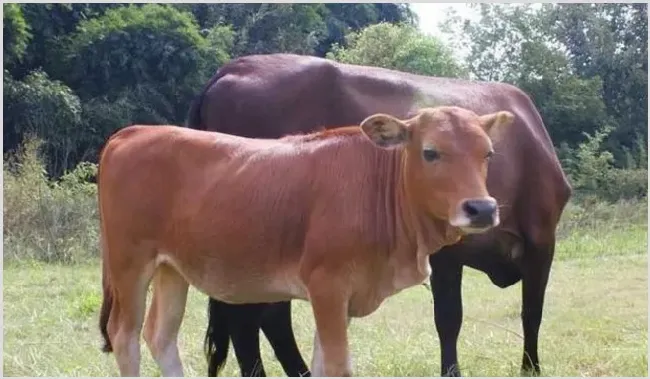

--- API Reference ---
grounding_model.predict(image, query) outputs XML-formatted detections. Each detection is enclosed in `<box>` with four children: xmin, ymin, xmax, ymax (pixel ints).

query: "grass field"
<box><xmin>3</xmin><ymin>202</ymin><xmax>648</xmax><ymax>377</ymax></box>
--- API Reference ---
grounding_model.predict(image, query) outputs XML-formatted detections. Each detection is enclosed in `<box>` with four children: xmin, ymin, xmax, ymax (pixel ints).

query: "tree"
<box><xmin>15</xmin><ymin>3</ymin><xmax>121</xmax><ymax>79</ymax></box>
<box><xmin>440</xmin><ymin>4</ymin><xmax>612</xmax><ymax>149</ymax></box>
<box><xmin>58</xmin><ymin>4</ymin><xmax>232</xmax><ymax>123</ymax></box>
<box><xmin>315</xmin><ymin>3</ymin><xmax>415</xmax><ymax>56</ymax></box>
<box><xmin>3</xmin><ymin>4</ymin><xmax>32</xmax><ymax>70</ymax></box>
<box><xmin>327</xmin><ymin>23</ymin><xmax>465</xmax><ymax>78</ymax></box>
<box><xmin>546</xmin><ymin>3</ymin><xmax>648</xmax><ymax>161</ymax></box>
<box><xmin>3</xmin><ymin>70</ymin><xmax>84</xmax><ymax>176</ymax></box>
<box><xmin>172</xmin><ymin>3</ymin><xmax>416</xmax><ymax>58</ymax></box>
<box><xmin>236</xmin><ymin>4</ymin><xmax>327</xmax><ymax>56</ymax></box>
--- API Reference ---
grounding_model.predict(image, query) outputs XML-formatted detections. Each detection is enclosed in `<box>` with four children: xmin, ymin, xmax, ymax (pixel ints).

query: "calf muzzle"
<box><xmin>460</xmin><ymin>198</ymin><xmax>498</xmax><ymax>229</ymax></box>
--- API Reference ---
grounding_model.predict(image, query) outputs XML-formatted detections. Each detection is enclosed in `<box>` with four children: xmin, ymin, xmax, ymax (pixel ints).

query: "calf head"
<box><xmin>360</xmin><ymin>106</ymin><xmax>514</xmax><ymax>235</ymax></box>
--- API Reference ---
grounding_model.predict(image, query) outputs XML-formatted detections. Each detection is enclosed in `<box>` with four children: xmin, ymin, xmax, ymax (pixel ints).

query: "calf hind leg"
<box><xmin>107</xmin><ymin>263</ymin><xmax>156</xmax><ymax>376</ymax></box>
<box><xmin>143</xmin><ymin>264</ymin><xmax>189</xmax><ymax>377</ymax></box>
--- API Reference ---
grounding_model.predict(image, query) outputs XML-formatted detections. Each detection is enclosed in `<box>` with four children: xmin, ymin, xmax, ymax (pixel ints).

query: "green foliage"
<box><xmin>233</xmin><ymin>4</ymin><xmax>328</xmax><ymax>56</ymax></box>
<box><xmin>521</xmin><ymin>75</ymin><xmax>608</xmax><ymax>145</ymax></box>
<box><xmin>205</xmin><ymin>24</ymin><xmax>236</xmax><ymax>65</ymax></box>
<box><xmin>563</xmin><ymin>125</ymin><xmax>648</xmax><ymax>202</ymax></box>
<box><xmin>3</xmin><ymin>137</ymin><xmax>99</xmax><ymax>264</ymax></box>
<box><xmin>547</xmin><ymin>4</ymin><xmax>648</xmax><ymax>159</ymax></box>
<box><xmin>442</xmin><ymin>4</ymin><xmax>610</xmax><ymax>147</ymax></box>
<box><xmin>315</xmin><ymin>3</ymin><xmax>415</xmax><ymax>56</ymax></box>
<box><xmin>3</xmin><ymin>4</ymin><xmax>32</xmax><ymax>69</ymax></box>
<box><xmin>327</xmin><ymin>23</ymin><xmax>465</xmax><ymax>78</ymax></box>
<box><xmin>15</xmin><ymin>3</ymin><xmax>120</xmax><ymax>79</ymax></box>
<box><xmin>60</xmin><ymin>4</ymin><xmax>219</xmax><ymax>120</ymax></box>
<box><xmin>3</xmin><ymin>70</ymin><xmax>86</xmax><ymax>176</ymax></box>
<box><xmin>170</xmin><ymin>3</ymin><xmax>415</xmax><ymax>58</ymax></box>
<box><xmin>568</xmin><ymin>125</ymin><xmax>615</xmax><ymax>196</ymax></box>
<box><xmin>599</xmin><ymin>168</ymin><xmax>648</xmax><ymax>202</ymax></box>
<box><xmin>441</xmin><ymin>3</ymin><xmax>647</xmax><ymax>164</ymax></box>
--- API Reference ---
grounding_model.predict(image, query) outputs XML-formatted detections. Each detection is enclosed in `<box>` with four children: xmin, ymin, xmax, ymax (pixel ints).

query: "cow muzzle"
<box><xmin>450</xmin><ymin>197</ymin><xmax>499</xmax><ymax>233</ymax></box>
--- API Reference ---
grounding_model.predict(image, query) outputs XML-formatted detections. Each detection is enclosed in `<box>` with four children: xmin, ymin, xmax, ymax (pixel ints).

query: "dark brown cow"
<box><xmin>186</xmin><ymin>54</ymin><xmax>572</xmax><ymax>377</ymax></box>
<box><xmin>98</xmin><ymin>106</ymin><xmax>512</xmax><ymax>376</ymax></box>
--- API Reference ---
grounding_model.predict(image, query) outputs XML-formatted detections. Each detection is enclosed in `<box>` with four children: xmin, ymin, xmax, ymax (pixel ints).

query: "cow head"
<box><xmin>360</xmin><ymin>106</ymin><xmax>514</xmax><ymax>235</ymax></box>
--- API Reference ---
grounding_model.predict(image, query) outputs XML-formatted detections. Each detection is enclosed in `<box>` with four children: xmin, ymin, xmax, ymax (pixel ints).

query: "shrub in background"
<box><xmin>4</xmin><ymin>136</ymin><xmax>99</xmax><ymax>264</ymax></box>
<box><xmin>563</xmin><ymin>124</ymin><xmax>648</xmax><ymax>202</ymax></box>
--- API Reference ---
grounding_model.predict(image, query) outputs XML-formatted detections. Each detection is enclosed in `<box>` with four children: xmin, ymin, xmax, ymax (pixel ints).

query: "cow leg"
<box><xmin>229</xmin><ymin>304</ymin><xmax>267</xmax><ymax>376</ymax></box>
<box><xmin>143</xmin><ymin>264</ymin><xmax>189</xmax><ymax>377</ymax></box>
<box><xmin>261</xmin><ymin>301</ymin><xmax>311</xmax><ymax>377</ymax></box>
<box><xmin>308</xmin><ymin>281</ymin><xmax>351</xmax><ymax>376</ymax></box>
<box><xmin>429</xmin><ymin>253</ymin><xmax>464</xmax><ymax>377</ymax></box>
<box><xmin>205</xmin><ymin>298</ymin><xmax>231</xmax><ymax>377</ymax></box>
<box><xmin>520</xmin><ymin>242</ymin><xmax>554</xmax><ymax>376</ymax></box>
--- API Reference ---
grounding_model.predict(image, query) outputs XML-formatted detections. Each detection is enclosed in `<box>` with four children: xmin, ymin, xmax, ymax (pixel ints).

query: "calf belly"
<box><xmin>154</xmin><ymin>251</ymin><xmax>308</xmax><ymax>304</ymax></box>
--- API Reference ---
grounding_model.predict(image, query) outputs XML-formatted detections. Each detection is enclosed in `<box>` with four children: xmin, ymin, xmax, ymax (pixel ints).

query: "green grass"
<box><xmin>3</xmin><ymin>221</ymin><xmax>647</xmax><ymax>377</ymax></box>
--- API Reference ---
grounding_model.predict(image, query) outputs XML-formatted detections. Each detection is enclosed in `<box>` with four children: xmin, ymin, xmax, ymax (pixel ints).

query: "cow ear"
<box><xmin>478</xmin><ymin>111</ymin><xmax>514</xmax><ymax>143</ymax></box>
<box><xmin>360</xmin><ymin>113</ymin><xmax>411</xmax><ymax>148</ymax></box>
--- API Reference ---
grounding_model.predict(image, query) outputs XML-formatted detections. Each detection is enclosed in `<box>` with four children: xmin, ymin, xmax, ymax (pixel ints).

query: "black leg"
<box><xmin>229</xmin><ymin>304</ymin><xmax>268</xmax><ymax>377</ymax></box>
<box><xmin>520</xmin><ymin>246</ymin><xmax>553</xmax><ymax>376</ymax></box>
<box><xmin>206</xmin><ymin>298</ymin><xmax>231</xmax><ymax>377</ymax></box>
<box><xmin>261</xmin><ymin>301</ymin><xmax>311</xmax><ymax>377</ymax></box>
<box><xmin>430</xmin><ymin>255</ymin><xmax>464</xmax><ymax>377</ymax></box>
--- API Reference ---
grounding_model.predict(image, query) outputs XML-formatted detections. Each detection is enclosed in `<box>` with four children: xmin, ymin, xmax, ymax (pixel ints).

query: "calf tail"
<box><xmin>99</xmin><ymin>255</ymin><xmax>113</xmax><ymax>353</ymax></box>
<box><xmin>97</xmin><ymin>147</ymin><xmax>113</xmax><ymax>354</ymax></box>
<box><xmin>205</xmin><ymin>298</ymin><xmax>230</xmax><ymax>376</ymax></box>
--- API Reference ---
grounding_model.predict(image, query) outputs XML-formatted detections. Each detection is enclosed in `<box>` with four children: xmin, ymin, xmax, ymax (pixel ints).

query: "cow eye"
<box><xmin>422</xmin><ymin>148</ymin><xmax>440</xmax><ymax>162</ymax></box>
<box><xmin>486</xmin><ymin>150</ymin><xmax>495</xmax><ymax>160</ymax></box>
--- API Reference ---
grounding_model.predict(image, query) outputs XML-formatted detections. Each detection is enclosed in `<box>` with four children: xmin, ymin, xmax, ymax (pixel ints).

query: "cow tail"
<box><xmin>185</xmin><ymin>67</ymin><xmax>229</xmax><ymax>130</ymax></box>
<box><xmin>205</xmin><ymin>298</ymin><xmax>230</xmax><ymax>376</ymax></box>
<box><xmin>185</xmin><ymin>91</ymin><xmax>205</xmax><ymax>130</ymax></box>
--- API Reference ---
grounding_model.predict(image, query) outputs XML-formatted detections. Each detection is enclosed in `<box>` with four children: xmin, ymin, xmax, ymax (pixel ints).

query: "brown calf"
<box><xmin>98</xmin><ymin>106</ymin><xmax>513</xmax><ymax>376</ymax></box>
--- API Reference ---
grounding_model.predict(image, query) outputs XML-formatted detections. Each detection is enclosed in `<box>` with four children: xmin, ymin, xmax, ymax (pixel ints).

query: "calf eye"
<box><xmin>422</xmin><ymin>148</ymin><xmax>440</xmax><ymax>162</ymax></box>
<box><xmin>486</xmin><ymin>150</ymin><xmax>495</xmax><ymax>160</ymax></box>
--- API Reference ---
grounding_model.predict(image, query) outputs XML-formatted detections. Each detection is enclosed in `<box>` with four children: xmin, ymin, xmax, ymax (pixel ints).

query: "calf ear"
<box><xmin>479</xmin><ymin>111</ymin><xmax>514</xmax><ymax>143</ymax></box>
<box><xmin>360</xmin><ymin>113</ymin><xmax>411</xmax><ymax>148</ymax></box>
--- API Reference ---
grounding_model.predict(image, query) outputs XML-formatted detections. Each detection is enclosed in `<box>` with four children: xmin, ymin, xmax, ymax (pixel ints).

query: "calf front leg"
<box><xmin>307</xmin><ymin>273</ymin><xmax>351</xmax><ymax>376</ymax></box>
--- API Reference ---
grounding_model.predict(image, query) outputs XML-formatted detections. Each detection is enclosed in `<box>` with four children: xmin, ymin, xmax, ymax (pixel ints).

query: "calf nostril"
<box><xmin>463</xmin><ymin>202</ymin><xmax>479</xmax><ymax>217</ymax></box>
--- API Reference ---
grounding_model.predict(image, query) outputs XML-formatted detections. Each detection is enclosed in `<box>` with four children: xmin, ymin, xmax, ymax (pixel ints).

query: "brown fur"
<box><xmin>99</xmin><ymin>106</ymin><xmax>512</xmax><ymax>376</ymax></box>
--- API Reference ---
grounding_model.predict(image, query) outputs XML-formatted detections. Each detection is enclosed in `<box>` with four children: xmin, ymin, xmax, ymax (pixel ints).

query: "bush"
<box><xmin>598</xmin><ymin>168</ymin><xmax>648</xmax><ymax>202</ymax></box>
<box><xmin>564</xmin><ymin>124</ymin><xmax>648</xmax><ymax>202</ymax></box>
<box><xmin>3</xmin><ymin>136</ymin><xmax>99</xmax><ymax>264</ymax></box>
